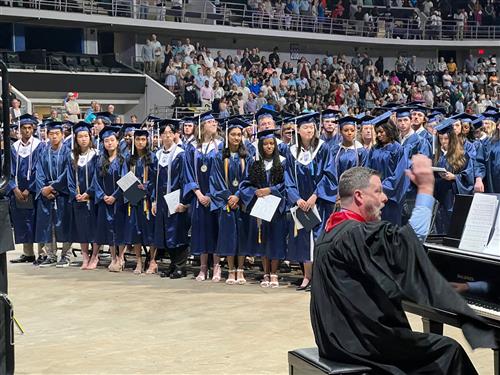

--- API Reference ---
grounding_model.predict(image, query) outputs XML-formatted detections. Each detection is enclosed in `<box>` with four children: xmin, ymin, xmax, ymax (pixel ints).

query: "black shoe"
<box><xmin>33</xmin><ymin>255</ymin><xmax>47</xmax><ymax>266</ymax></box>
<box><xmin>170</xmin><ymin>269</ymin><xmax>186</xmax><ymax>279</ymax></box>
<box><xmin>39</xmin><ymin>256</ymin><xmax>58</xmax><ymax>268</ymax></box>
<box><xmin>305</xmin><ymin>283</ymin><xmax>312</xmax><ymax>292</ymax></box>
<box><xmin>296</xmin><ymin>281</ymin><xmax>310</xmax><ymax>291</ymax></box>
<box><xmin>10</xmin><ymin>255</ymin><xmax>35</xmax><ymax>263</ymax></box>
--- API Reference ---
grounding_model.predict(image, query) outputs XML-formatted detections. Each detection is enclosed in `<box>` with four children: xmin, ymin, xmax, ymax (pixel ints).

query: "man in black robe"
<box><xmin>311</xmin><ymin>155</ymin><xmax>497</xmax><ymax>375</ymax></box>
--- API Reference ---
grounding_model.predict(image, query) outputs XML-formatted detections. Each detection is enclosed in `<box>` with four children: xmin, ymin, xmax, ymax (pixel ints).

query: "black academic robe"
<box><xmin>311</xmin><ymin>219</ymin><xmax>497</xmax><ymax>375</ymax></box>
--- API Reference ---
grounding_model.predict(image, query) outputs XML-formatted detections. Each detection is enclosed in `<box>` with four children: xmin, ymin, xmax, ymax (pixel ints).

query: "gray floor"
<box><xmin>6</xmin><ymin>248</ymin><xmax>494</xmax><ymax>374</ymax></box>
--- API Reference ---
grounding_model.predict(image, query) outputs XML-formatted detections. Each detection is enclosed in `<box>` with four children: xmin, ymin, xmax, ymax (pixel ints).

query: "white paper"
<box><xmin>250</xmin><ymin>195</ymin><xmax>282</xmax><ymax>222</ymax></box>
<box><xmin>431</xmin><ymin>167</ymin><xmax>447</xmax><ymax>173</ymax></box>
<box><xmin>484</xmin><ymin>208</ymin><xmax>500</xmax><ymax>256</ymax></box>
<box><xmin>459</xmin><ymin>194</ymin><xmax>498</xmax><ymax>252</ymax></box>
<box><xmin>290</xmin><ymin>204</ymin><xmax>321</xmax><ymax>230</ymax></box>
<box><xmin>116</xmin><ymin>171</ymin><xmax>140</xmax><ymax>192</ymax></box>
<box><xmin>163</xmin><ymin>189</ymin><xmax>180</xmax><ymax>215</ymax></box>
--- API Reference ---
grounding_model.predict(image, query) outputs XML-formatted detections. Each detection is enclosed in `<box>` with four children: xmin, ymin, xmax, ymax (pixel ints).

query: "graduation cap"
<box><xmin>472</xmin><ymin>116</ymin><xmax>485</xmax><ymax>130</ymax></box>
<box><xmin>410</xmin><ymin>104</ymin><xmax>431</xmax><ymax>115</ymax></box>
<box><xmin>451</xmin><ymin>113</ymin><xmax>477</xmax><ymax>123</ymax></box>
<box><xmin>394</xmin><ymin>107</ymin><xmax>413</xmax><ymax>119</ymax></box>
<box><xmin>370</xmin><ymin>111</ymin><xmax>392</xmax><ymax>127</ymax></box>
<box><xmin>223</xmin><ymin>117</ymin><xmax>252</xmax><ymax>148</ymax></box>
<box><xmin>431</xmin><ymin>107</ymin><xmax>447</xmax><ymax>115</ymax></box>
<box><xmin>293</xmin><ymin>112</ymin><xmax>320</xmax><ymax>127</ymax></box>
<box><xmin>338</xmin><ymin>116</ymin><xmax>360</xmax><ymax>128</ymax></box>
<box><xmin>94</xmin><ymin>111</ymin><xmax>115</xmax><ymax>124</ymax></box>
<box><xmin>321</xmin><ymin>109</ymin><xmax>341</xmax><ymax>120</ymax></box>
<box><xmin>435</xmin><ymin>119</ymin><xmax>455</xmax><ymax>134</ymax></box>
<box><xmin>182</xmin><ymin>116</ymin><xmax>196</xmax><ymax>125</ymax></box>
<box><xmin>133</xmin><ymin>129</ymin><xmax>149</xmax><ymax>138</ymax></box>
<box><xmin>255</xmin><ymin>107</ymin><xmax>281</xmax><ymax>122</ymax></box>
<box><xmin>257</xmin><ymin>128</ymin><xmax>278</xmax><ymax>139</ymax></box>
<box><xmin>18</xmin><ymin>113</ymin><xmax>38</xmax><ymax>126</ymax></box>
<box><xmin>159</xmin><ymin>119</ymin><xmax>182</xmax><ymax>134</ymax></box>
<box><xmin>99</xmin><ymin>125</ymin><xmax>121</xmax><ymax>141</ymax></box>
<box><xmin>120</xmin><ymin>123</ymin><xmax>141</xmax><ymax>134</ymax></box>
<box><xmin>73</xmin><ymin>121</ymin><xmax>92</xmax><ymax>135</ymax></box>
<box><xmin>484</xmin><ymin>105</ymin><xmax>498</xmax><ymax>113</ymax></box>
<box><xmin>357</xmin><ymin>114</ymin><xmax>374</xmax><ymax>125</ymax></box>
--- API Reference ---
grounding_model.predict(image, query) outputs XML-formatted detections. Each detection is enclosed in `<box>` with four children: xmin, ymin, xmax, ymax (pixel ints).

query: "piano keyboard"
<box><xmin>467</xmin><ymin>300</ymin><xmax>500</xmax><ymax>321</ymax></box>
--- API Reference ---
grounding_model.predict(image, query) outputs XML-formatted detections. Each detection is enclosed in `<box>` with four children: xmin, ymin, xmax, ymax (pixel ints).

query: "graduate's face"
<box><xmin>358</xmin><ymin>175</ymin><xmax>387</xmax><ymax>222</ymax></box>
<box><xmin>375</xmin><ymin>127</ymin><xmax>389</xmax><ymax>144</ymax></box>
<box><xmin>262</xmin><ymin>138</ymin><xmax>275</xmax><ymax>158</ymax></box>
<box><xmin>103</xmin><ymin>135</ymin><xmax>118</xmax><ymax>152</ymax></box>
<box><xmin>162</xmin><ymin>126</ymin><xmax>174</xmax><ymax>147</ymax></box>
<box><xmin>322</xmin><ymin>119</ymin><xmax>336</xmax><ymax>133</ymax></box>
<box><xmin>134</xmin><ymin>135</ymin><xmax>148</xmax><ymax>152</ymax></box>
<box><xmin>438</xmin><ymin>133</ymin><xmax>449</xmax><ymax>151</ymax></box>
<box><xmin>452</xmin><ymin>121</ymin><xmax>462</xmax><ymax>135</ymax></box>
<box><xmin>396</xmin><ymin>116</ymin><xmax>411</xmax><ymax>135</ymax></box>
<box><xmin>298</xmin><ymin>123</ymin><xmax>315</xmax><ymax>142</ymax></box>
<box><xmin>340</xmin><ymin>125</ymin><xmax>356</xmax><ymax>143</ymax></box>
<box><xmin>20</xmin><ymin>124</ymin><xmax>34</xmax><ymax>140</ymax></box>
<box><xmin>361</xmin><ymin>125</ymin><xmax>373</xmax><ymax>140</ymax></box>
<box><xmin>183</xmin><ymin>123</ymin><xmax>194</xmax><ymax>136</ymax></box>
<box><xmin>282</xmin><ymin>125</ymin><xmax>294</xmax><ymax>143</ymax></box>
<box><xmin>461</xmin><ymin>122</ymin><xmax>471</xmax><ymax>135</ymax></box>
<box><xmin>411</xmin><ymin>111</ymin><xmax>425</xmax><ymax>127</ymax></box>
<box><xmin>228</xmin><ymin>128</ymin><xmax>242</xmax><ymax>148</ymax></box>
<box><xmin>48</xmin><ymin>129</ymin><xmax>63</xmax><ymax>146</ymax></box>
<box><xmin>94</xmin><ymin>119</ymin><xmax>105</xmax><ymax>133</ymax></box>
<box><xmin>203</xmin><ymin>119</ymin><xmax>218</xmax><ymax>136</ymax></box>
<box><xmin>425</xmin><ymin>122</ymin><xmax>436</xmax><ymax>135</ymax></box>
<box><xmin>76</xmin><ymin>131</ymin><xmax>91</xmax><ymax>149</ymax></box>
<box><xmin>258</xmin><ymin>116</ymin><xmax>275</xmax><ymax>131</ymax></box>
<box><xmin>124</xmin><ymin>132</ymin><xmax>132</xmax><ymax>145</ymax></box>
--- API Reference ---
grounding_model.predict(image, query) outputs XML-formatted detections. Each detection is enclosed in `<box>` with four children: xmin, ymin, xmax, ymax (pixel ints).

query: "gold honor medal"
<box><xmin>200</xmin><ymin>164</ymin><xmax>208</xmax><ymax>173</ymax></box>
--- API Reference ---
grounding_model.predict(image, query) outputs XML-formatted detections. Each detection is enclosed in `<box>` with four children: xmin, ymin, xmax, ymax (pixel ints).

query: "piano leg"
<box><xmin>421</xmin><ymin>318</ymin><xmax>444</xmax><ymax>335</ymax></box>
<box><xmin>494</xmin><ymin>349</ymin><xmax>500</xmax><ymax>375</ymax></box>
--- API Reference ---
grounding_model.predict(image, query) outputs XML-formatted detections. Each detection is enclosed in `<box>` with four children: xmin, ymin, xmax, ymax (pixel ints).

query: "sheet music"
<box><xmin>484</xmin><ymin>208</ymin><xmax>500</xmax><ymax>256</ymax></box>
<box><xmin>290</xmin><ymin>204</ymin><xmax>321</xmax><ymax>230</ymax></box>
<box><xmin>116</xmin><ymin>171</ymin><xmax>140</xmax><ymax>192</ymax></box>
<box><xmin>250</xmin><ymin>195</ymin><xmax>282</xmax><ymax>222</ymax></box>
<box><xmin>459</xmin><ymin>194</ymin><xmax>499</xmax><ymax>252</ymax></box>
<box><xmin>163</xmin><ymin>189</ymin><xmax>181</xmax><ymax>215</ymax></box>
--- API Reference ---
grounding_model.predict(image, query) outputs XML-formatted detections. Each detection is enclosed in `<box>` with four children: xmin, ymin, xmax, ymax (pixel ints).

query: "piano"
<box><xmin>403</xmin><ymin>195</ymin><xmax>500</xmax><ymax>374</ymax></box>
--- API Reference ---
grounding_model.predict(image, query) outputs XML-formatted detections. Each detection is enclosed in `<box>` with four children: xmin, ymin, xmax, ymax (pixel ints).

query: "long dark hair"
<box><xmin>249</xmin><ymin>138</ymin><xmax>284</xmax><ymax>187</ymax></box>
<box><xmin>99</xmin><ymin>136</ymin><xmax>124</xmax><ymax>176</ymax></box>
<box><xmin>374</xmin><ymin>122</ymin><xmax>398</xmax><ymax>147</ymax></box>
<box><xmin>72</xmin><ymin>131</ymin><xmax>94</xmax><ymax>170</ymax></box>
<box><xmin>129</xmin><ymin>138</ymin><xmax>153</xmax><ymax>168</ymax></box>
<box><xmin>222</xmin><ymin>129</ymin><xmax>247</xmax><ymax>160</ymax></box>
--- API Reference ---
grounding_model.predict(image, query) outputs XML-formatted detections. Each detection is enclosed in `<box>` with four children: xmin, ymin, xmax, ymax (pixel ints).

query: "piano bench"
<box><xmin>288</xmin><ymin>348</ymin><xmax>372</xmax><ymax>375</ymax></box>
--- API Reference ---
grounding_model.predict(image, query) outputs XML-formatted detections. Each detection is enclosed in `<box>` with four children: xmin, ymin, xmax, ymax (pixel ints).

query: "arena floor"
<box><xmin>6</xmin><ymin>248</ymin><xmax>493</xmax><ymax>375</ymax></box>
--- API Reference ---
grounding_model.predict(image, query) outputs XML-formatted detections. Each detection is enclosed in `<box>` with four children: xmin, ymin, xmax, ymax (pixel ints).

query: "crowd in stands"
<box><xmin>140</xmin><ymin>35</ymin><xmax>498</xmax><ymax>118</ymax></box>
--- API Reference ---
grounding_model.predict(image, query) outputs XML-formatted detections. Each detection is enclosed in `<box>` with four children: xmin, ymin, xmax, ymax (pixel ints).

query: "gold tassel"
<box><xmin>257</xmin><ymin>218</ymin><xmax>262</xmax><ymax>244</ymax></box>
<box><xmin>294</xmin><ymin>223</ymin><xmax>298</xmax><ymax>238</ymax></box>
<box><xmin>226</xmin><ymin>204</ymin><xmax>230</xmax><ymax>212</ymax></box>
<box><xmin>128</xmin><ymin>203</ymin><xmax>131</xmax><ymax>217</ymax></box>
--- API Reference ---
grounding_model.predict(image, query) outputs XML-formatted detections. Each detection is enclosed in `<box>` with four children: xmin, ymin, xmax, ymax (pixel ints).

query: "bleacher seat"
<box><xmin>288</xmin><ymin>348</ymin><xmax>371</xmax><ymax>375</ymax></box>
<box><xmin>65</xmin><ymin>56</ymin><xmax>80</xmax><ymax>71</ymax></box>
<box><xmin>79</xmin><ymin>56</ymin><xmax>97</xmax><ymax>72</ymax></box>
<box><xmin>49</xmin><ymin>55</ymin><xmax>65</xmax><ymax>70</ymax></box>
<box><xmin>165</xmin><ymin>8</ymin><xmax>182</xmax><ymax>18</ymax></box>
<box><xmin>5</xmin><ymin>53</ymin><xmax>23</xmax><ymax>69</ymax></box>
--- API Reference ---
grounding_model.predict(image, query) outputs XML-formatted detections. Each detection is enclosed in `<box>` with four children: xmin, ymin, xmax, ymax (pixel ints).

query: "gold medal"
<box><xmin>232</xmin><ymin>179</ymin><xmax>239</xmax><ymax>187</ymax></box>
<box><xmin>200</xmin><ymin>164</ymin><xmax>208</xmax><ymax>173</ymax></box>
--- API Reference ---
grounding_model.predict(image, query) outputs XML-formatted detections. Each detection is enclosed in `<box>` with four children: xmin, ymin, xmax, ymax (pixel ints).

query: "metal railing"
<box><xmin>1</xmin><ymin>0</ymin><xmax>499</xmax><ymax>40</ymax></box>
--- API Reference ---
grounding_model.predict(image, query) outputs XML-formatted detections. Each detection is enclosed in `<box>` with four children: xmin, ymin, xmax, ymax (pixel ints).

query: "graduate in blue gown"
<box><xmin>285</xmin><ymin>112</ymin><xmax>338</xmax><ymax>291</ymax></box>
<box><xmin>62</xmin><ymin>121</ymin><xmax>74</xmax><ymax>150</ymax></box>
<box><xmin>35</xmin><ymin>121</ymin><xmax>73</xmax><ymax>267</ymax></box>
<box><xmin>433</xmin><ymin>119</ymin><xmax>475</xmax><ymax>234</ymax></box>
<box><xmin>410</xmin><ymin>105</ymin><xmax>434</xmax><ymax>146</ymax></box>
<box><xmin>92</xmin><ymin>112</ymin><xmax>113</xmax><ymax>155</ymax></box>
<box><xmin>152</xmin><ymin>119</ymin><xmax>191</xmax><ymax>278</ymax></box>
<box><xmin>181</xmin><ymin>117</ymin><xmax>197</xmax><ymax>150</ymax></box>
<box><xmin>7</xmin><ymin>114</ymin><xmax>44</xmax><ymax>264</ymax></box>
<box><xmin>209</xmin><ymin>118</ymin><xmax>252</xmax><ymax>285</ymax></box>
<box><xmin>481</xmin><ymin>114</ymin><xmax>500</xmax><ymax>194</ymax></box>
<box><xmin>246</xmin><ymin>108</ymin><xmax>288</xmax><ymax>157</ymax></box>
<box><xmin>367</xmin><ymin>112</ymin><xmax>408</xmax><ymax>226</ymax></box>
<box><xmin>395</xmin><ymin>107</ymin><xmax>432</xmax><ymax>224</ymax></box>
<box><xmin>66</xmin><ymin>121</ymin><xmax>99</xmax><ymax>270</ymax></box>
<box><xmin>91</xmin><ymin>126</ymin><xmax>128</xmax><ymax>272</ymax></box>
<box><xmin>240</xmin><ymin>129</ymin><xmax>287</xmax><ymax>288</ymax></box>
<box><xmin>119</xmin><ymin>123</ymin><xmax>139</xmax><ymax>158</ymax></box>
<box><xmin>330</xmin><ymin>116</ymin><xmax>368</xmax><ymax>179</ymax></box>
<box><xmin>320</xmin><ymin>109</ymin><xmax>342</xmax><ymax>149</ymax></box>
<box><xmin>451</xmin><ymin>114</ymin><xmax>477</xmax><ymax>160</ymax></box>
<box><xmin>183</xmin><ymin>111</ymin><xmax>222</xmax><ymax>282</ymax></box>
<box><xmin>123</xmin><ymin>128</ymin><xmax>156</xmax><ymax>274</ymax></box>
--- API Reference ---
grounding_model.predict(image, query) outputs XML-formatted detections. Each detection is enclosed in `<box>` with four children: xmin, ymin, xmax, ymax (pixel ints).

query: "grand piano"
<box><xmin>403</xmin><ymin>195</ymin><xmax>500</xmax><ymax>374</ymax></box>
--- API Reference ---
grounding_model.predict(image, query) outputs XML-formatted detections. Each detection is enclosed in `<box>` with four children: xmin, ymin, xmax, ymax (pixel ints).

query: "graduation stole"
<box><xmin>223</xmin><ymin>155</ymin><xmax>245</xmax><ymax>212</ymax></box>
<box><xmin>128</xmin><ymin>160</ymin><xmax>150</xmax><ymax>219</ymax></box>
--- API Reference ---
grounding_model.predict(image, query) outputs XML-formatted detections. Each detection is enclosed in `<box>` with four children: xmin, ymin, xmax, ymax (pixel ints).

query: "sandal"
<box><xmin>145</xmin><ymin>263</ymin><xmax>158</xmax><ymax>274</ymax></box>
<box><xmin>270</xmin><ymin>274</ymin><xmax>279</xmax><ymax>288</ymax></box>
<box><xmin>195</xmin><ymin>266</ymin><xmax>208</xmax><ymax>281</ymax></box>
<box><xmin>225</xmin><ymin>269</ymin><xmax>236</xmax><ymax>285</ymax></box>
<box><xmin>260</xmin><ymin>274</ymin><xmax>270</xmax><ymax>288</ymax></box>
<box><xmin>212</xmin><ymin>264</ymin><xmax>222</xmax><ymax>283</ymax></box>
<box><xmin>236</xmin><ymin>269</ymin><xmax>246</xmax><ymax>285</ymax></box>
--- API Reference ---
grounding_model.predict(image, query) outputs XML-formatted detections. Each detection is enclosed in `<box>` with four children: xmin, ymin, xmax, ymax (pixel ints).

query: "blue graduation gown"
<box><xmin>368</xmin><ymin>142</ymin><xmax>408</xmax><ymax>225</ymax></box>
<box><xmin>239</xmin><ymin>156</ymin><xmax>288</xmax><ymax>259</ymax></box>
<box><xmin>330</xmin><ymin>142</ymin><xmax>368</xmax><ymax>179</ymax></box>
<box><xmin>152</xmin><ymin>145</ymin><xmax>190</xmax><ymax>249</ymax></box>
<box><xmin>8</xmin><ymin>138</ymin><xmax>43</xmax><ymax>244</ymax></box>
<box><xmin>285</xmin><ymin>139</ymin><xmax>338</xmax><ymax>262</ymax></box>
<box><xmin>67</xmin><ymin>150</ymin><xmax>98</xmax><ymax>243</ymax></box>
<box><xmin>34</xmin><ymin>144</ymin><xmax>72</xmax><ymax>243</ymax></box>
<box><xmin>401</xmin><ymin>132</ymin><xmax>432</xmax><ymax>159</ymax></box>
<box><xmin>122</xmin><ymin>152</ymin><xmax>156</xmax><ymax>246</ymax></box>
<box><xmin>415</xmin><ymin>127</ymin><xmax>433</xmax><ymax>146</ymax></box>
<box><xmin>209</xmin><ymin>150</ymin><xmax>251</xmax><ymax>256</ymax></box>
<box><xmin>320</xmin><ymin>133</ymin><xmax>342</xmax><ymax>150</ymax></box>
<box><xmin>434</xmin><ymin>152</ymin><xmax>474</xmax><ymax>235</ymax></box>
<box><xmin>91</xmin><ymin>156</ymin><xmax>128</xmax><ymax>245</ymax></box>
<box><xmin>484</xmin><ymin>139</ymin><xmax>500</xmax><ymax>194</ymax></box>
<box><xmin>183</xmin><ymin>140</ymin><xmax>222</xmax><ymax>255</ymax></box>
